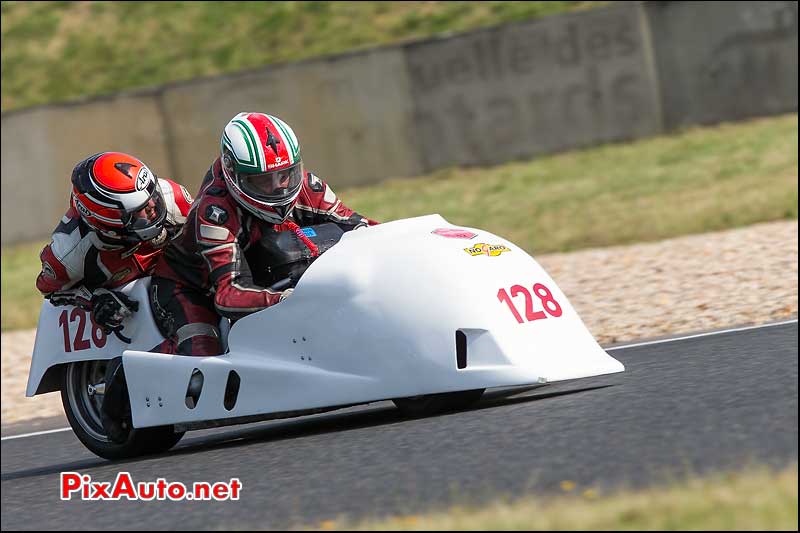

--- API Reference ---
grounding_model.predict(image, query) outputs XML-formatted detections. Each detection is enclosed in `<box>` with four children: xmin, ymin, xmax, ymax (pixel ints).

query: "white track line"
<box><xmin>2</xmin><ymin>319</ymin><xmax>797</xmax><ymax>442</ymax></box>
<box><xmin>1</xmin><ymin>427</ymin><xmax>73</xmax><ymax>441</ymax></box>
<box><xmin>605</xmin><ymin>318</ymin><xmax>797</xmax><ymax>351</ymax></box>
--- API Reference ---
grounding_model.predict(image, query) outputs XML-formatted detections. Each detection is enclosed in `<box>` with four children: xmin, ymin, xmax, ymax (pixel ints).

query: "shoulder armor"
<box><xmin>307</xmin><ymin>172</ymin><xmax>325</xmax><ymax>193</ymax></box>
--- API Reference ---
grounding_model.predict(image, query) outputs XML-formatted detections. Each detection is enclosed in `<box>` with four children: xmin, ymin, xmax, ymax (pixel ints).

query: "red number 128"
<box><xmin>58</xmin><ymin>308</ymin><xmax>107</xmax><ymax>352</ymax></box>
<box><xmin>497</xmin><ymin>283</ymin><xmax>563</xmax><ymax>324</ymax></box>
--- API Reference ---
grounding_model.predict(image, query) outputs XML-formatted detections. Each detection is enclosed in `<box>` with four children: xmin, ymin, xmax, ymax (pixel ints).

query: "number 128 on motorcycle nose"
<box><xmin>497</xmin><ymin>283</ymin><xmax>563</xmax><ymax>324</ymax></box>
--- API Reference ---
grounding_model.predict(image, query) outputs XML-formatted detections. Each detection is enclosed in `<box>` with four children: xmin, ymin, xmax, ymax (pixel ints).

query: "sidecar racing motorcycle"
<box><xmin>26</xmin><ymin>215</ymin><xmax>624</xmax><ymax>459</ymax></box>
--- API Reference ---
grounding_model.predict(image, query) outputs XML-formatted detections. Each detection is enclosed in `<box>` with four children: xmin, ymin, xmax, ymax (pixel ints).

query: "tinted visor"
<box><xmin>125</xmin><ymin>189</ymin><xmax>167</xmax><ymax>241</ymax></box>
<box><xmin>238</xmin><ymin>163</ymin><xmax>303</xmax><ymax>202</ymax></box>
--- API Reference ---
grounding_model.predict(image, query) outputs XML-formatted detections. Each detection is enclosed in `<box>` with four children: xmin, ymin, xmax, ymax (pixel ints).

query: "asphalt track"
<box><xmin>1</xmin><ymin>321</ymin><xmax>797</xmax><ymax>530</ymax></box>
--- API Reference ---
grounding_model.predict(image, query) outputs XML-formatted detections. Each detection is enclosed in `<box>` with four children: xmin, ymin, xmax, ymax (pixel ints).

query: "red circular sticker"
<box><xmin>432</xmin><ymin>228</ymin><xmax>477</xmax><ymax>239</ymax></box>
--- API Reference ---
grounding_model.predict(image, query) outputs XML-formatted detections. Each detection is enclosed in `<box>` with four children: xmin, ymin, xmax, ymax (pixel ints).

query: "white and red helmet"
<box><xmin>70</xmin><ymin>152</ymin><xmax>167</xmax><ymax>244</ymax></box>
<box><xmin>220</xmin><ymin>112</ymin><xmax>303</xmax><ymax>224</ymax></box>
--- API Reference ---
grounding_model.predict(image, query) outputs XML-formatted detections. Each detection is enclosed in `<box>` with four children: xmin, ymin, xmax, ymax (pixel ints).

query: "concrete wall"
<box><xmin>1</xmin><ymin>93</ymin><xmax>171</xmax><ymax>244</ymax></box>
<box><xmin>159</xmin><ymin>47</ymin><xmax>420</xmax><ymax>195</ymax></box>
<box><xmin>404</xmin><ymin>3</ymin><xmax>662</xmax><ymax>172</ymax></box>
<box><xmin>646</xmin><ymin>1</ymin><xmax>798</xmax><ymax>130</ymax></box>
<box><xmin>1</xmin><ymin>1</ymin><xmax>797</xmax><ymax>244</ymax></box>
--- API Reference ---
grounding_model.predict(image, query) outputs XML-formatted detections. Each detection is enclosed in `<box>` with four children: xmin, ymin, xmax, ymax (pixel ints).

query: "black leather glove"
<box><xmin>91</xmin><ymin>288</ymin><xmax>139</xmax><ymax>333</ymax></box>
<box><xmin>48</xmin><ymin>286</ymin><xmax>93</xmax><ymax>309</ymax></box>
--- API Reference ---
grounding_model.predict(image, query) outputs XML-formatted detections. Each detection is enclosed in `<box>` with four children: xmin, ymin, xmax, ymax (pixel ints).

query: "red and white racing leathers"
<box><xmin>36</xmin><ymin>178</ymin><xmax>193</xmax><ymax>307</ymax></box>
<box><xmin>150</xmin><ymin>158</ymin><xmax>378</xmax><ymax>356</ymax></box>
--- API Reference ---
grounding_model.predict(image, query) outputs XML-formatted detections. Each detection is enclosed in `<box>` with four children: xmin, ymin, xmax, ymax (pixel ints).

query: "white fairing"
<box><xmin>26</xmin><ymin>278</ymin><xmax>164</xmax><ymax>396</ymax></box>
<box><xmin>26</xmin><ymin>215</ymin><xmax>624</xmax><ymax>430</ymax></box>
<box><xmin>120</xmin><ymin>215</ymin><xmax>623</xmax><ymax>429</ymax></box>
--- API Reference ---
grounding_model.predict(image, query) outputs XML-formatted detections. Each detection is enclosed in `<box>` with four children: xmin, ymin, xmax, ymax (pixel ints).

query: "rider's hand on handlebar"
<box><xmin>48</xmin><ymin>286</ymin><xmax>93</xmax><ymax>309</ymax></box>
<box><xmin>279</xmin><ymin>288</ymin><xmax>294</xmax><ymax>302</ymax></box>
<box><xmin>91</xmin><ymin>288</ymin><xmax>139</xmax><ymax>333</ymax></box>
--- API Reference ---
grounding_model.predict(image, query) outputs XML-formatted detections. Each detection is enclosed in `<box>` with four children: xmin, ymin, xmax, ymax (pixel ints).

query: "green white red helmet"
<box><xmin>220</xmin><ymin>112</ymin><xmax>303</xmax><ymax>224</ymax></box>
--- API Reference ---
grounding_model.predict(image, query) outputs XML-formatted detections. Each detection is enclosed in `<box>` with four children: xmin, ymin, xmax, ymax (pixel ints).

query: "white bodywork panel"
<box><xmin>27</xmin><ymin>215</ymin><xmax>624</xmax><ymax>430</ymax></box>
<box><xmin>26</xmin><ymin>278</ymin><xmax>164</xmax><ymax>396</ymax></box>
<box><xmin>124</xmin><ymin>215</ymin><xmax>624</xmax><ymax>428</ymax></box>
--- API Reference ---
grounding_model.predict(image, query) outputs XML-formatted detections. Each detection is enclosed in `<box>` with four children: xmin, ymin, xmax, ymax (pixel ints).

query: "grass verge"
<box><xmin>1</xmin><ymin>240</ymin><xmax>46</xmax><ymax>332</ymax></box>
<box><xmin>2</xmin><ymin>113</ymin><xmax>797</xmax><ymax>331</ymax></box>
<box><xmin>326</xmin><ymin>465</ymin><xmax>798</xmax><ymax>530</ymax></box>
<box><xmin>341</xmin><ymin>113</ymin><xmax>798</xmax><ymax>255</ymax></box>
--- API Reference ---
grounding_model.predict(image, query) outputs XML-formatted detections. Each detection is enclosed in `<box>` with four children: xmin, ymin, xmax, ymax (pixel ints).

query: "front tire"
<box><xmin>393</xmin><ymin>389</ymin><xmax>485</xmax><ymax>417</ymax></box>
<box><xmin>61</xmin><ymin>360</ymin><xmax>184</xmax><ymax>460</ymax></box>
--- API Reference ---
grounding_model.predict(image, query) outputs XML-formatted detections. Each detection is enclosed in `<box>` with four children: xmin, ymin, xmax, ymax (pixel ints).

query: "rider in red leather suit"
<box><xmin>150</xmin><ymin>112</ymin><xmax>377</xmax><ymax>356</ymax></box>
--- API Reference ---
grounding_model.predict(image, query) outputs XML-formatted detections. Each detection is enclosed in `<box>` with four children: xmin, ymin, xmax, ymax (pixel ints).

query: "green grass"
<box><xmin>2</xmin><ymin>113</ymin><xmax>797</xmax><ymax>331</ymax></box>
<box><xmin>0</xmin><ymin>1</ymin><xmax>603</xmax><ymax>111</ymax></box>
<box><xmin>326</xmin><ymin>465</ymin><xmax>798</xmax><ymax>530</ymax></box>
<box><xmin>341</xmin><ymin>113</ymin><xmax>798</xmax><ymax>254</ymax></box>
<box><xmin>1</xmin><ymin>240</ymin><xmax>46</xmax><ymax>331</ymax></box>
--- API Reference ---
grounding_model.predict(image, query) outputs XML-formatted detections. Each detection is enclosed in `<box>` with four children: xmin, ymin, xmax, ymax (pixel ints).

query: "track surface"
<box><xmin>1</xmin><ymin>322</ymin><xmax>797</xmax><ymax>530</ymax></box>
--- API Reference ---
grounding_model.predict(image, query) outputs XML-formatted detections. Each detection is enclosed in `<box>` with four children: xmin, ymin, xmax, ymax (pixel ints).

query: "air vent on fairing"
<box><xmin>456</xmin><ymin>330</ymin><xmax>468</xmax><ymax>369</ymax></box>
<box><xmin>185</xmin><ymin>368</ymin><xmax>204</xmax><ymax>409</ymax></box>
<box><xmin>224</xmin><ymin>371</ymin><xmax>241</xmax><ymax>411</ymax></box>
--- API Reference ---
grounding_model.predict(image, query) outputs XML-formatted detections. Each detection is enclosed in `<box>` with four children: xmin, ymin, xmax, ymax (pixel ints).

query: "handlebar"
<box><xmin>111</xmin><ymin>326</ymin><xmax>132</xmax><ymax>344</ymax></box>
<box><xmin>269</xmin><ymin>277</ymin><xmax>293</xmax><ymax>292</ymax></box>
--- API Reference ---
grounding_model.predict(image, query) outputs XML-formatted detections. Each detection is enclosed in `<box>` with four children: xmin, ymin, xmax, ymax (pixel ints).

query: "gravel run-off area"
<box><xmin>2</xmin><ymin>220</ymin><xmax>797</xmax><ymax>425</ymax></box>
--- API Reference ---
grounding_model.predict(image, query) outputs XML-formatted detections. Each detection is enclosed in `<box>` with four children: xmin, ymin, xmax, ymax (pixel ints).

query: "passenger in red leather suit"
<box><xmin>36</xmin><ymin>152</ymin><xmax>192</xmax><ymax>334</ymax></box>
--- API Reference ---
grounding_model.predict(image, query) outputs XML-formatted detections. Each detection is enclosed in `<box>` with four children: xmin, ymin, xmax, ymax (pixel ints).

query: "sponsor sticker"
<box><xmin>464</xmin><ymin>243</ymin><xmax>511</xmax><ymax>257</ymax></box>
<box><xmin>301</xmin><ymin>227</ymin><xmax>317</xmax><ymax>237</ymax></box>
<box><xmin>109</xmin><ymin>268</ymin><xmax>132</xmax><ymax>284</ymax></box>
<box><xmin>180</xmin><ymin>185</ymin><xmax>193</xmax><ymax>205</ymax></box>
<box><xmin>42</xmin><ymin>261</ymin><xmax>56</xmax><ymax>279</ymax></box>
<box><xmin>266</xmin><ymin>156</ymin><xmax>289</xmax><ymax>170</ymax></box>
<box><xmin>432</xmin><ymin>228</ymin><xmax>477</xmax><ymax>240</ymax></box>
<box><xmin>75</xmin><ymin>200</ymin><xmax>92</xmax><ymax>219</ymax></box>
<box><xmin>136</xmin><ymin>167</ymin><xmax>150</xmax><ymax>191</ymax></box>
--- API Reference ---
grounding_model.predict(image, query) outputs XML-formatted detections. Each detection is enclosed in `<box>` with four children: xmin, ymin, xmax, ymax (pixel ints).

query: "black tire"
<box><xmin>60</xmin><ymin>360</ymin><xmax>184</xmax><ymax>460</ymax></box>
<box><xmin>393</xmin><ymin>389</ymin><xmax>485</xmax><ymax>417</ymax></box>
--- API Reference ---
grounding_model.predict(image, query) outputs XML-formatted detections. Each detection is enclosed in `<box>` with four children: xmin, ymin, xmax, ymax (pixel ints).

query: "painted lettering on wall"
<box><xmin>405</xmin><ymin>7</ymin><xmax>657</xmax><ymax>171</ymax></box>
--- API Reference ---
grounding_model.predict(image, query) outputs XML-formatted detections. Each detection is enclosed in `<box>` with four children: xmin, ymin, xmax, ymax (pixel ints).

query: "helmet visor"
<box><xmin>238</xmin><ymin>163</ymin><xmax>303</xmax><ymax>203</ymax></box>
<box><xmin>126</xmin><ymin>190</ymin><xmax>167</xmax><ymax>240</ymax></box>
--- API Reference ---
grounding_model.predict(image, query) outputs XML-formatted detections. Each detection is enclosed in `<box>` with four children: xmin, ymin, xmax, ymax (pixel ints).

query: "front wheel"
<box><xmin>393</xmin><ymin>389</ymin><xmax>485</xmax><ymax>417</ymax></box>
<box><xmin>61</xmin><ymin>360</ymin><xmax>184</xmax><ymax>460</ymax></box>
